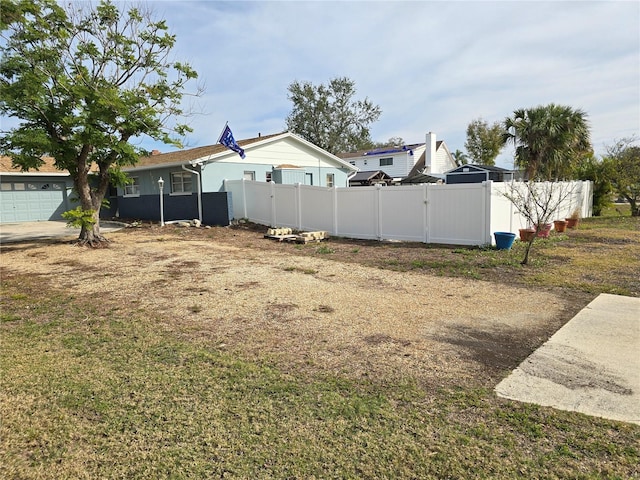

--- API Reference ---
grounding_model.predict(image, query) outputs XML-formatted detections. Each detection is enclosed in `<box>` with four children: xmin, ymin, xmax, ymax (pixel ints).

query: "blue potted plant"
<box><xmin>494</xmin><ymin>231</ymin><xmax>516</xmax><ymax>250</ymax></box>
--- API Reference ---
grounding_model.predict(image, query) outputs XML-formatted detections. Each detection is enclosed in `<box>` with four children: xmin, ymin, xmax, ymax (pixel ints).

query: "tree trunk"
<box><xmin>521</xmin><ymin>227</ymin><xmax>538</xmax><ymax>265</ymax></box>
<box><xmin>74</xmin><ymin>156</ymin><xmax>110</xmax><ymax>247</ymax></box>
<box><xmin>77</xmin><ymin>208</ymin><xmax>108</xmax><ymax>247</ymax></box>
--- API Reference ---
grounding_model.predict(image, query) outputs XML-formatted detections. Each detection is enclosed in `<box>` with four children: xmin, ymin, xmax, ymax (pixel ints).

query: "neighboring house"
<box><xmin>118</xmin><ymin>131</ymin><xmax>357</xmax><ymax>225</ymax></box>
<box><xmin>0</xmin><ymin>156</ymin><xmax>78</xmax><ymax>223</ymax></box>
<box><xmin>349</xmin><ymin>170</ymin><xmax>394</xmax><ymax>187</ymax></box>
<box><xmin>445</xmin><ymin>164</ymin><xmax>515</xmax><ymax>184</ymax></box>
<box><xmin>337</xmin><ymin>132</ymin><xmax>457</xmax><ymax>182</ymax></box>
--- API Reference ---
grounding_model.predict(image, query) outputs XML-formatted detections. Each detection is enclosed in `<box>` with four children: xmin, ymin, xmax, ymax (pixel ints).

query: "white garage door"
<box><xmin>0</xmin><ymin>181</ymin><xmax>67</xmax><ymax>223</ymax></box>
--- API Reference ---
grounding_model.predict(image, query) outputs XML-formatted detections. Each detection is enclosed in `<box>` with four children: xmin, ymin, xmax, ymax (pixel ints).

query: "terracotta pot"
<box><xmin>554</xmin><ymin>220</ymin><xmax>568</xmax><ymax>233</ymax></box>
<box><xmin>535</xmin><ymin>223</ymin><xmax>552</xmax><ymax>238</ymax></box>
<box><xmin>565</xmin><ymin>217</ymin><xmax>579</xmax><ymax>229</ymax></box>
<box><xmin>519</xmin><ymin>228</ymin><xmax>535</xmax><ymax>242</ymax></box>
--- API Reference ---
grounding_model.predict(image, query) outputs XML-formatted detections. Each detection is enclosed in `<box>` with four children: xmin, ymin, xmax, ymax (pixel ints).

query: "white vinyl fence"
<box><xmin>224</xmin><ymin>179</ymin><xmax>592</xmax><ymax>246</ymax></box>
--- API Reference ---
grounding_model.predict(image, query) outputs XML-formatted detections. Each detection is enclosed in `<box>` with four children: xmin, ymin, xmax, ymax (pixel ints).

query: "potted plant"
<box><xmin>519</xmin><ymin>228</ymin><xmax>535</xmax><ymax>242</ymax></box>
<box><xmin>494</xmin><ymin>231</ymin><xmax>516</xmax><ymax>250</ymax></box>
<box><xmin>535</xmin><ymin>223</ymin><xmax>552</xmax><ymax>238</ymax></box>
<box><xmin>566</xmin><ymin>208</ymin><xmax>581</xmax><ymax>228</ymax></box>
<box><xmin>553</xmin><ymin>219</ymin><xmax>568</xmax><ymax>233</ymax></box>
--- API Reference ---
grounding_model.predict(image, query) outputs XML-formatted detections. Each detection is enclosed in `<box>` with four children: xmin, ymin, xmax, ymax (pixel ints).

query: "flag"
<box><xmin>218</xmin><ymin>124</ymin><xmax>245</xmax><ymax>159</ymax></box>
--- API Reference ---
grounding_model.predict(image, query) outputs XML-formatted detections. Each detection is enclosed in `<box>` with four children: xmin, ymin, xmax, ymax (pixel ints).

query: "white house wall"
<box><xmin>345</xmin><ymin>145</ymin><xmax>426</xmax><ymax>178</ymax></box>
<box><xmin>431</xmin><ymin>144</ymin><xmax>457</xmax><ymax>175</ymax></box>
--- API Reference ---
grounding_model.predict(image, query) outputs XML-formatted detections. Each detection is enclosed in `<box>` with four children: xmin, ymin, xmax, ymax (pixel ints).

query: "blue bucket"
<box><xmin>494</xmin><ymin>232</ymin><xmax>516</xmax><ymax>250</ymax></box>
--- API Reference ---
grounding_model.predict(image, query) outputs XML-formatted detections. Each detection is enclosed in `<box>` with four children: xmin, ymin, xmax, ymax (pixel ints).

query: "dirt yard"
<box><xmin>0</xmin><ymin>223</ymin><xmax>591</xmax><ymax>388</ymax></box>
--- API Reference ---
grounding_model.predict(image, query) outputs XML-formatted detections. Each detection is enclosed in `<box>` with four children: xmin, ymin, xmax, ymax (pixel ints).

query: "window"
<box><xmin>171</xmin><ymin>172</ymin><xmax>192</xmax><ymax>194</ymax></box>
<box><xmin>326</xmin><ymin>173</ymin><xmax>335</xmax><ymax>188</ymax></box>
<box><xmin>1</xmin><ymin>183</ymin><xmax>11</xmax><ymax>191</ymax></box>
<box><xmin>124</xmin><ymin>176</ymin><xmax>140</xmax><ymax>196</ymax></box>
<box><xmin>349</xmin><ymin>161</ymin><xmax>356</xmax><ymax>166</ymax></box>
<box><xmin>243</xmin><ymin>171</ymin><xmax>255</xmax><ymax>181</ymax></box>
<box><xmin>380</xmin><ymin>157</ymin><xmax>393</xmax><ymax>166</ymax></box>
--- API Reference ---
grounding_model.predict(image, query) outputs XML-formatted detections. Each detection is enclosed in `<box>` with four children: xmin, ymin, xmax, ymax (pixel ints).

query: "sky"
<box><xmin>4</xmin><ymin>1</ymin><xmax>640</xmax><ymax>169</ymax></box>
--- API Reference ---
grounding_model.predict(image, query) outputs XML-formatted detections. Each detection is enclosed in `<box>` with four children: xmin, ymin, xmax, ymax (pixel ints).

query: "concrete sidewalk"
<box><xmin>0</xmin><ymin>220</ymin><xmax>125</xmax><ymax>244</ymax></box>
<box><xmin>496</xmin><ymin>293</ymin><xmax>640</xmax><ymax>425</ymax></box>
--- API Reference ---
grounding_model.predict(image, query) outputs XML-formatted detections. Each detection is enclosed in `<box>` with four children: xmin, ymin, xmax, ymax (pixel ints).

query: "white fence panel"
<box><xmin>224</xmin><ymin>179</ymin><xmax>591</xmax><ymax>246</ymax></box>
<box><xmin>299</xmin><ymin>185</ymin><xmax>334</xmax><ymax>232</ymax></box>
<box><xmin>427</xmin><ymin>183</ymin><xmax>490</xmax><ymax>245</ymax></box>
<box><xmin>379</xmin><ymin>186</ymin><xmax>426</xmax><ymax>242</ymax></box>
<box><xmin>336</xmin><ymin>187</ymin><xmax>379</xmax><ymax>239</ymax></box>
<box><xmin>273</xmin><ymin>183</ymin><xmax>299</xmax><ymax>229</ymax></box>
<box><xmin>244</xmin><ymin>181</ymin><xmax>273</xmax><ymax>226</ymax></box>
<box><xmin>490</xmin><ymin>181</ymin><xmax>593</xmax><ymax>237</ymax></box>
<box><xmin>224</xmin><ymin>179</ymin><xmax>246</xmax><ymax>220</ymax></box>
<box><xmin>490</xmin><ymin>184</ymin><xmax>520</xmax><ymax>236</ymax></box>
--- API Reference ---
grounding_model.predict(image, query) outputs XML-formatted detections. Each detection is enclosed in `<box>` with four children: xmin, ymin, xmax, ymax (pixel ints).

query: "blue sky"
<box><xmin>5</xmin><ymin>1</ymin><xmax>640</xmax><ymax>169</ymax></box>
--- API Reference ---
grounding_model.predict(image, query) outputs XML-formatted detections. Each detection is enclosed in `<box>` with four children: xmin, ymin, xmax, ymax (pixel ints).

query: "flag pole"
<box><xmin>216</xmin><ymin>121</ymin><xmax>228</xmax><ymax>144</ymax></box>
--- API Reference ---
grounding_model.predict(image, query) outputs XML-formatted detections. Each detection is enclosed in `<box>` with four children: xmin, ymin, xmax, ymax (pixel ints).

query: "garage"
<box><xmin>0</xmin><ymin>180</ymin><xmax>69</xmax><ymax>223</ymax></box>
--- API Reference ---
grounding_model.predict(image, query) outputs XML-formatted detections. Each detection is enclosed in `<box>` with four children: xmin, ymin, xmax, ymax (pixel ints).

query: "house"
<box><xmin>0</xmin><ymin>156</ymin><xmax>79</xmax><ymax>223</ymax></box>
<box><xmin>0</xmin><ymin>132</ymin><xmax>356</xmax><ymax>225</ymax></box>
<box><xmin>117</xmin><ymin>131</ymin><xmax>358</xmax><ymax>225</ymax></box>
<box><xmin>348</xmin><ymin>170</ymin><xmax>394</xmax><ymax>187</ymax></box>
<box><xmin>337</xmin><ymin>132</ymin><xmax>457</xmax><ymax>182</ymax></box>
<box><xmin>445</xmin><ymin>164</ymin><xmax>515</xmax><ymax>184</ymax></box>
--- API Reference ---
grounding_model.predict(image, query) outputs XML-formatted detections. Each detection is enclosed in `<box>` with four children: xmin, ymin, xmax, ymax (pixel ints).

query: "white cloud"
<box><xmin>3</xmin><ymin>0</ymin><xmax>638</xmax><ymax>164</ymax></box>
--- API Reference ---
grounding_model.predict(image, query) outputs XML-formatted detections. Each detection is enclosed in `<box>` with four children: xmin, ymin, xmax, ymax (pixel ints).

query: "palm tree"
<box><xmin>503</xmin><ymin>104</ymin><xmax>591</xmax><ymax>180</ymax></box>
<box><xmin>452</xmin><ymin>149</ymin><xmax>469</xmax><ymax>166</ymax></box>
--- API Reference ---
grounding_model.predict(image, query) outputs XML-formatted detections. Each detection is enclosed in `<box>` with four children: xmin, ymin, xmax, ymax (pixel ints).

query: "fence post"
<box><xmin>270</xmin><ymin>181</ymin><xmax>276</xmax><ymax>227</ymax></box>
<box><xmin>484</xmin><ymin>180</ymin><xmax>493</xmax><ymax>245</ymax></box>
<box><xmin>295</xmin><ymin>183</ymin><xmax>302</xmax><ymax>231</ymax></box>
<box><xmin>332</xmin><ymin>186</ymin><xmax>338</xmax><ymax>236</ymax></box>
<box><xmin>423</xmin><ymin>184</ymin><xmax>429</xmax><ymax>243</ymax></box>
<box><xmin>375</xmin><ymin>185</ymin><xmax>382</xmax><ymax>240</ymax></box>
<box><xmin>241</xmin><ymin>178</ymin><xmax>247</xmax><ymax>220</ymax></box>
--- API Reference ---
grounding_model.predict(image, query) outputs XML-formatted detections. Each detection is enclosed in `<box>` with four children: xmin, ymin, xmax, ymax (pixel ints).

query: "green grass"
<box><xmin>1</xmin><ymin>279</ymin><xmax>638</xmax><ymax>479</ymax></box>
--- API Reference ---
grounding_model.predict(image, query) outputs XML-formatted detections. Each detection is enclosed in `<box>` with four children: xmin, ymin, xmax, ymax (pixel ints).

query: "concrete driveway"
<box><xmin>0</xmin><ymin>220</ymin><xmax>125</xmax><ymax>244</ymax></box>
<box><xmin>496</xmin><ymin>293</ymin><xmax>640</xmax><ymax>425</ymax></box>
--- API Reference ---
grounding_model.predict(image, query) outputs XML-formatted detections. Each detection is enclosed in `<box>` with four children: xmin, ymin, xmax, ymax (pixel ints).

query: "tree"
<box><xmin>503</xmin><ymin>104</ymin><xmax>591</xmax><ymax>180</ymax></box>
<box><xmin>285</xmin><ymin>77</ymin><xmax>381</xmax><ymax>154</ymax></box>
<box><xmin>0</xmin><ymin>0</ymin><xmax>199</xmax><ymax>245</ymax></box>
<box><xmin>503</xmin><ymin>181</ymin><xmax>576</xmax><ymax>265</ymax></box>
<box><xmin>372</xmin><ymin>136</ymin><xmax>404</xmax><ymax>148</ymax></box>
<box><xmin>573</xmin><ymin>155</ymin><xmax>612</xmax><ymax>216</ymax></box>
<box><xmin>464</xmin><ymin>118</ymin><xmax>503</xmax><ymax>165</ymax></box>
<box><xmin>452</xmin><ymin>149</ymin><xmax>469</xmax><ymax>166</ymax></box>
<box><xmin>603</xmin><ymin>137</ymin><xmax>640</xmax><ymax>216</ymax></box>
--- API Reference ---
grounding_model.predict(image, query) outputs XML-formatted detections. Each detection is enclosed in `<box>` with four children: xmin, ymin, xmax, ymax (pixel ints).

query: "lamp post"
<box><xmin>158</xmin><ymin>177</ymin><xmax>165</xmax><ymax>227</ymax></box>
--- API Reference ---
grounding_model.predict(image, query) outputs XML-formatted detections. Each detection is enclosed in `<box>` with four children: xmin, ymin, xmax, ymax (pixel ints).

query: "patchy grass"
<box><xmin>225</xmin><ymin>215</ymin><xmax>639</xmax><ymax>297</ymax></box>
<box><xmin>1</xmin><ymin>280</ymin><xmax>638</xmax><ymax>479</ymax></box>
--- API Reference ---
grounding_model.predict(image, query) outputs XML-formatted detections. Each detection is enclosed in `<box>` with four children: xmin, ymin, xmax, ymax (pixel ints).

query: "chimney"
<box><xmin>425</xmin><ymin>132</ymin><xmax>436</xmax><ymax>172</ymax></box>
<box><xmin>151</xmin><ymin>149</ymin><xmax>161</xmax><ymax>156</ymax></box>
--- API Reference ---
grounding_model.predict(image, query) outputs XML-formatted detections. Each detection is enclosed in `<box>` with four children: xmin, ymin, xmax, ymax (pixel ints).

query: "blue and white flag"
<box><xmin>218</xmin><ymin>124</ymin><xmax>245</xmax><ymax>159</ymax></box>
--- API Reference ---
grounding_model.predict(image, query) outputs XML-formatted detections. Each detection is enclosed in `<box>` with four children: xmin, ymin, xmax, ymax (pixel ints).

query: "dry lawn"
<box><xmin>1</xmin><ymin>223</ymin><xmax>591</xmax><ymax>389</ymax></box>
